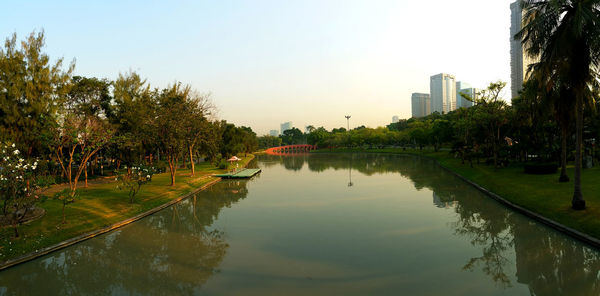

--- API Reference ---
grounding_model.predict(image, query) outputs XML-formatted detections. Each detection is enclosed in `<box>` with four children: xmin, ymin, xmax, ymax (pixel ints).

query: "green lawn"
<box><xmin>314</xmin><ymin>148</ymin><xmax>600</xmax><ymax>240</ymax></box>
<box><xmin>0</xmin><ymin>155</ymin><xmax>254</xmax><ymax>264</ymax></box>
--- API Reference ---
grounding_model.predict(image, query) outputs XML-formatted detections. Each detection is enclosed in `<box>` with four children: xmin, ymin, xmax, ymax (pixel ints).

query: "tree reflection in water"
<box><xmin>0</xmin><ymin>179</ymin><xmax>249</xmax><ymax>295</ymax></box>
<box><xmin>265</xmin><ymin>153</ymin><xmax>600</xmax><ymax>294</ymax></box>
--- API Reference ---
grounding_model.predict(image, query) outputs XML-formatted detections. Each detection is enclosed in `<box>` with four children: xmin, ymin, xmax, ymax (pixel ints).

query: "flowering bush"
<box><xmin>0</xmin><ymin>143</ymin><xmax>40</xmax><ymax>237</ymax></box>
<box><xmin>116</xmin><ymin>165</ymin><xmax>157</xmax><ymax>203</ymax></box>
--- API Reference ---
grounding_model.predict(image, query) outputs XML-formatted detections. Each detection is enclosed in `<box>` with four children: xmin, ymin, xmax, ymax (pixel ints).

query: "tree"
<box><xmin>472</xmin><ymin>82</ymin><xmax>509</xmax><ymax>168</ymax></box>
<box><xmin>280</xmin><ymin>127</ymin><xmax>303</xmax><ymax>145</ymax></box>
<box><xmin>66</xmin><ymin>76</ymin><xmax>113</xmax><ymax>186</ymax></box>
<box><xmin>519</xmin><ymin>0</ymin><xmax>600</xmax><ymax>210</ymax></box>
<box><xmin>239</xmin><ymin>126</ymin><xmax>258</xmax><ymax>156</ymax></box>
<box><xmin>0</xmin><ymin>31</ymin><xmax>74</xmax><ymax>157</ymax></box>
<box><xmin>52</xmin><ymin>113</ymin><xmax>113</xmax><ymax>204</ymax></box>
<box><xmin>307</xmin><ymin>127</ymin><xmax>329</xmax><ymax>147</ymax></box>
<box><xmin>110</xmin><ymin>71</ymin><xmax>155</xmax><ymax>171</ymax></box>
<box><xmin>431</xmin><ymin>119</ymin><xmax>453</xmax><ymax>152</ymax></box>
<box><xmin>182</xmin><ymin>91</ymin><xmax>215</xmax><ymax>177</ymax></box>
<box><xmin>407</xmin><ymin>120</ymin><xmax>431</xmax><ymax>150</ymax></box>
<box><xmin>155</xmin><ymin>83</ymin><xmax>190</xmax><ymax>186</ymax></box>
<box><xmin>257</xmin><ymin>135</ymin><xmax>282</xmax><ymax>149</ymax></box>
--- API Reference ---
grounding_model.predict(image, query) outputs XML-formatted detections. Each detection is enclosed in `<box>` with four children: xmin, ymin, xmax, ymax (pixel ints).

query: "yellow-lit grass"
<box><xmin>0</xmin><ymin>155</ymin><xmax>254</xmax><ymax>263</ymax></box>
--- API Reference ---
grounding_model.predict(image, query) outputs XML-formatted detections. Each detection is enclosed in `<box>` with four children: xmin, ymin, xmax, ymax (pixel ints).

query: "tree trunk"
<box><xmin>84</xmin><ymin>163</ymin><xmax>88</xmax><ymax>188</ymax></box>
<box><xmin>492</xmin><ymin>138</ymin><xmax>498</xmax><ymax>168</ymax></box>
<box><xmin>559</xmin><ymin>124</ymin><xmax>569</xmax><ymax>182</ymax></box>
<box><xmin>572</xmin><ymin>98</ymin><xmax>585</xmax><ymax>210</ymax></box>
<box><xmin>13</xmin><ymin>222</ymin><xmax>19</xmax><ymax>238</ymax></box>
<box><xmin>189</xmin><ymin>145</ymin><xmax>195</xmax><ymax>177</ymax></box>
<box><xmin>168</xmin><ymin>154</ymin><xmax>176</xmax><ymax>186</ymax></box>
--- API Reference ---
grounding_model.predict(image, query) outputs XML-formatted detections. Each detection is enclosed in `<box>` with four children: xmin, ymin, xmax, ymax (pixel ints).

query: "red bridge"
<box><xmin>265</xmin><ymin>144</ymin><xmax>317</xmax><ymax>155</ymax></box>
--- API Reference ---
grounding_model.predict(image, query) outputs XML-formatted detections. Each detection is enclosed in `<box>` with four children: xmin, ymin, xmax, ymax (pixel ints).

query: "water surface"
<box><xmin>1</xmin><ymin>153</ymin><xmax>599</xmax><ymax>295</ymax></box>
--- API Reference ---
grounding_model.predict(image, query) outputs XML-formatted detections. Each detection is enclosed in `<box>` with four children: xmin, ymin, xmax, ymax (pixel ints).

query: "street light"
<box><xmin>345</xmin><ymin>115</ymin><xmax>351</xmax><ymax>131</ymax></box>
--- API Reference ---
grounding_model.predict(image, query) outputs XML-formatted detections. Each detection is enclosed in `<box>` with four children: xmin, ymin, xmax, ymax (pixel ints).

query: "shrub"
<box><xmin>116</xmin><ymin>164</ymin><xmax>157</xmax><ymax>203</ymax></box>
<box><xmin>154</xmin><ymin>161</ymin><xmax>168</xmax><ymax>173</ymax></box>
<box><xmin>0</xmin><ymin>143</ymin><xmax>40</xmax><ymax>237</ymax></box>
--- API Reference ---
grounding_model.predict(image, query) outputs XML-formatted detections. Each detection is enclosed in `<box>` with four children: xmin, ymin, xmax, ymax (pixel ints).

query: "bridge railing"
<box><xmin>265</xmin><ymin>145</ymin><xmax>317</xmax><ymax>155</ymax></box>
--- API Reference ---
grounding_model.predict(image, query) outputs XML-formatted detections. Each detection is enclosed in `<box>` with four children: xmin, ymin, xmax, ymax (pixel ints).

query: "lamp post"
<box><xmin>345</xmin><ymin>115</ymin><xmax>351</xmax><ymax>131</ymax></box>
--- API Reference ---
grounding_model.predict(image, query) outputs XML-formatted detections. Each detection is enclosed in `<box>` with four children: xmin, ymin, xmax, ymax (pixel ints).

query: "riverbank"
<box><xmin>0</xmin><ymin>155</ymin><xmax>254</xmax><ymax>267</ymax></box>
<box><xmin>313</xmin><ymin>148</ymin><xmax>600</xmax><ymax>243</ymax></box>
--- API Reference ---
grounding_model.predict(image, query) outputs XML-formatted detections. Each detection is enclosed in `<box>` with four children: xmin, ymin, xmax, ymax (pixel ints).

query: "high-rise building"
<box><xmin>456</xmin><ymin>81</ymin><xmax>475</xmax><ymax>109</ymax></box>
<box><xmin>510</xmin><ymin>0</ymin><xmax>536</xmax><ymax>98</ymax></box>
<box><xmin>280</xmin><ymin>122</ymin><xmax>292</xmax><ymax>134</ymax></box>
<box><xmin>411</xmin><ymin>93</ymin><xmax>431</xmax><ymax>118</ymax></box>
<box><xmin>269</xmin><ymin>130</ymin><xmax>279</xmax><ymax>137</ymax></box>
<box><xmin>392</xmin><ymin>116</ymin><xmax>399</xmax><ymax>123</ymax></box>
<box><xmin>430</xmin><ymin>73</ymin><xmax>456</xmax><ymax>113</ymax></box>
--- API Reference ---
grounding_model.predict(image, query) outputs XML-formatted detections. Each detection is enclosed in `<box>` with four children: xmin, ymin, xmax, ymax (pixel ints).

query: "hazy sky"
<box><xmin>1</xmin><ymin>0</ymin><xmax>516</xmax><ymax>135</ymax></box>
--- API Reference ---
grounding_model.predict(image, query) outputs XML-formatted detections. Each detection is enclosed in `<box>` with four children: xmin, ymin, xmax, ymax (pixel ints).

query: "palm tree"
<box><xmin>518</xmin><ymin>0</ymin><xmax>600</xmax><ymax>210</ymax></box>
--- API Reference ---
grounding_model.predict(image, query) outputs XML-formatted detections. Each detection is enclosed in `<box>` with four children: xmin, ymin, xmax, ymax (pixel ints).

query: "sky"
<box><xmin>1</xmin><ymin>0</ymin><xmax>517</xmax><ymax>135</ymax></box>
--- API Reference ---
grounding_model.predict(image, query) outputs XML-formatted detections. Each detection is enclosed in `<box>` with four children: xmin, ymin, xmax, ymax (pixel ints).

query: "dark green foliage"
<box><xmin>524</xmin><ymin>163</ymin><xmax>558</xmax><ymax>175</ymax></box>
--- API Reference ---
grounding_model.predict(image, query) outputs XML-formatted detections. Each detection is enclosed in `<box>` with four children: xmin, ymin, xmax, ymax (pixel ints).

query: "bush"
<box><xmin>36</xmin><ymin>175</ymin><xmax>56</xmax><ymax>188</ymax></box>
<box><xmin>524</xmin><ymin>162</ymin><xmax>558</xmax><ymax>175</ymax></box>
<box><xmin>218</xmin><ymin>160</ymin><xmax>228</xmax><ymax>170</ymax></box>
<box><xmin>154</xmin><ymin>161</ymin><xmax>168</xmax><ymax>173</ymax></box>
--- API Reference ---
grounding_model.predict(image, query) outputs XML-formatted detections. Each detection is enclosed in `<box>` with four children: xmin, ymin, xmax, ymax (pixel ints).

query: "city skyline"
<box><xmin>1</xmin><ymin>0</ymin><xmax>516</xmax><ymax>135</ymax></box>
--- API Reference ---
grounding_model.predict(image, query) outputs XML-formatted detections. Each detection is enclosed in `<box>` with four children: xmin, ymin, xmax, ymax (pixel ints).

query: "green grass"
<box><xmin>314</xmin><ymin>148</ymin><xmax>600</xmax><ymax>240</ymax></box>
<box><xmin>0</xmin><ymin>155</ymin><xmax>254</xmax><ymax>263</ymax></box>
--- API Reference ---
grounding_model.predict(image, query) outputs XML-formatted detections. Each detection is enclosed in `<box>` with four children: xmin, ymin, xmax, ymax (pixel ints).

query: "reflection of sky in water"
<box><xmin>1</xmin><ymin>154</ymin><xmax>600</xmax><ymax>295</ymax></box>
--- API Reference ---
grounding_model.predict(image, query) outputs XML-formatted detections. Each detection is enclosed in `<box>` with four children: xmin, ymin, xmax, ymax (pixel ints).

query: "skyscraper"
<box><xmin>430</xmin><ymin>73</ymin><xmax>456</xmax><ymax>113</ymax></box>
<box><xmin>411</xmin><ymin>93</ymin><xmax>431</xmax><ymax>118</ymax></box>
<box><xmin>456</xmin><ymin>81</ymin><xmax>475</xmax><ymax>109</ymax></box>
<box><xmin>280</xmin><ymin>122</ymin><xmax>292</xmax><ymax>134</ymax></box>
<box><xmin>269</xmin><ymin>130</ymin><xmax>279</xmax><ymax>137</ymax></box>
<box><xmin>510</xmin><ymin>0</ymin><xmax>536</xmax><ymax>98</ymax></box>
<box><xmin>392</xmin><ymin>115</ymin><xmax>399</xmax><ymax>123</ymax></box>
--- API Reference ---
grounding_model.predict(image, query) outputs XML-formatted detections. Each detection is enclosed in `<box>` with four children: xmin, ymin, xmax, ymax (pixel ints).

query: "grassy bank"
<box><xmin>313</xmin><ymin>148</ymin><xmax>600</xmax><ymax>240</ymax></box>
<box><xmin>0</xmin><ymin>155</ymin><xmax>254</xmax><ymax>264</ymax></box>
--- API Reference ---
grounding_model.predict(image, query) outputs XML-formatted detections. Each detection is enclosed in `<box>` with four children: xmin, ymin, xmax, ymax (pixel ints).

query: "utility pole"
<box><xmin>345</xmin><ymin>115</ymin><xmax>351</xmax><ymax>131</ymax></box>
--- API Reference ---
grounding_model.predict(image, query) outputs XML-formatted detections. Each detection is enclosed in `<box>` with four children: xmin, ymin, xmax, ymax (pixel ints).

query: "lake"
<box><xmin>1</xmin><ymin>153</ymin><xmax>599</xmax><ymax>295</ymax></box>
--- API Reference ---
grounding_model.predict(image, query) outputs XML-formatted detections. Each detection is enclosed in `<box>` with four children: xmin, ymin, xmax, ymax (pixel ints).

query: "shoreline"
<box><xmin>312</xmin><ymin>148</ymin><xmax>600</xmax><ymax>249</ymax></box>
<box><xmin>0</xmin><ymin>177</ymin><xmax>220</xmax><ymax>271</ymax></box>
<box><xmin>0</xmin><ymin>155</ymin><xmax>255</xmax><ymax>270</ymax></box>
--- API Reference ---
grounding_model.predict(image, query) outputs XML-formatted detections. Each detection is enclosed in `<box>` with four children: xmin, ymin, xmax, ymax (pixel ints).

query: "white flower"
<box><xmin>33</xmin><ymin>161</ymin><xmax>38</xmax><ymax>166</ymax></box>
<box><xmin>13</xmin><ymin>149</ymin><xmax>19</xmax><ymax>155</ymax></box>
<box><xmin>11</xmin><ymin>143</ymin><xmax>15</xmax><ymax>148</ymax></box>
<box><xmin>24</xmin><ymin>188</ymin><xmax>27</xmax><ymax>192</ymax></box>
<box><xmin>32</xmin><ymin>165</ymin><xmax>36</xmax><ymax>170</ymax></box>
<box><xmin>146</xmin><ymin>175</ymin><xmax>150</xmax><ymax>178</ymax></box>
<box><xmin>19</xmin><ymin>158</ymin><xmax>24</xmax><ymax>163</ymax></box>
